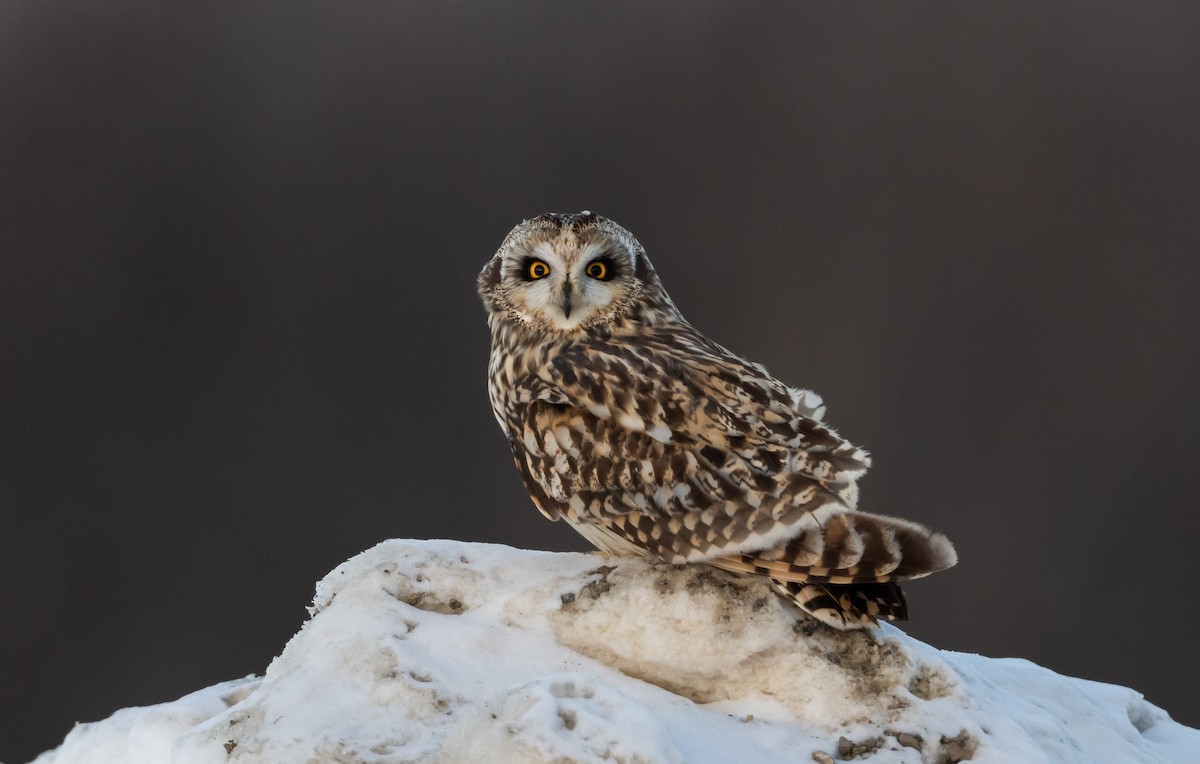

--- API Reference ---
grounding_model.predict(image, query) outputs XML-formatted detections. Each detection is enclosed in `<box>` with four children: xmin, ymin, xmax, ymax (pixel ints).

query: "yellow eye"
<box><xmin>527</xmin><ymin>260</ymin><xmax>550</xmax><ymax>280</ymax></box>
<box><xmin>586</xmin><ymin>260</ymin><xmax>608</xmax><ymax>280</ymax></box>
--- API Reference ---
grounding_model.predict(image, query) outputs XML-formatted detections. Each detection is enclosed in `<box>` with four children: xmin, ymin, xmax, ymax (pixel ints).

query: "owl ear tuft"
<box><xmin>633</xmin><ymin>249</ymin><xmax>653</xmax><ymax>283</ymax></box>
<box><xmin>477</xmin><ymin>256</ymin><xmax>503</xmax><ymax>295</ymax></box>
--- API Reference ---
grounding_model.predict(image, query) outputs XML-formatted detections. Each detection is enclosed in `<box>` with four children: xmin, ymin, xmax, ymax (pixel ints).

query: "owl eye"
<box><xmin>585</xmin><ymin>259</ymin><xmax>612</xmax><ymax>280</ymax></box>
<box><xmin>525</xmin><ymin>259</ymin><xmax>550</xmax><ymax>280</ymax></box>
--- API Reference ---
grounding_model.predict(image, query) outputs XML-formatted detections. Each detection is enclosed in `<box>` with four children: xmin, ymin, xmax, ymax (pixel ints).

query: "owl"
<box><xmin>478</xmin><ymin>212</ymin><xmax>956</xmax><ymax>629</ymax></box>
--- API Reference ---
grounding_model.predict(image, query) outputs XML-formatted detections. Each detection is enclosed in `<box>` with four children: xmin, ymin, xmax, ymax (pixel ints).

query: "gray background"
<box><xmin>3</xmin><ymin>3</ymin><xmax>1199</xmax><ymax>761</ymax></box>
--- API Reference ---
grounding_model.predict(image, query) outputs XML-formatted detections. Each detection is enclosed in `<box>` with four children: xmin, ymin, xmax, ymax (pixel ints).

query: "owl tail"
<box><xmin>710</xmin><ymin>510</ymin><xmax>956</xmax><ymax>629</ymax></box>
<box><xmin>771</xmin><ymin>579</ymin><xmax>907</xmax><ymax>629</ymax></box>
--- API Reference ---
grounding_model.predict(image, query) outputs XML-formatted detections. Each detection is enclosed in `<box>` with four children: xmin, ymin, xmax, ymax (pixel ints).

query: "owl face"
<box><xmin>479</xmin><ymin>212</ymin><xmax>653</xmax><ymax>333</ymax></box>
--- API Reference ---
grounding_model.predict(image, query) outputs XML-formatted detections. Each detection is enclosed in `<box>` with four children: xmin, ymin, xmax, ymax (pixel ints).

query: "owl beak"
<box><xmin>561</xmin><ymin>281</ymin><xmax>573</xmax><ymax>318</ymax></box>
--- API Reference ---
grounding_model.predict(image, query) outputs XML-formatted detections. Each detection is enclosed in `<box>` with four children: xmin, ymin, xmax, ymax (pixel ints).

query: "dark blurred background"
<box><xmin>3</xmin><ymin>2</ymin><xmax>1199</xmax><ymax>760</ymax></box>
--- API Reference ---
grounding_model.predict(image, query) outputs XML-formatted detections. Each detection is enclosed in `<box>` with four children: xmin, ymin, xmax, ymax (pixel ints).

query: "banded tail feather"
<box><xmin>772</xmin><ymin>579</ymin><xmax>908</xmax><ymax>629</ymax></box>
<box><xmin>710</xmin><ymin>510</ymin><xmax>956</xmax><ymax>628</ymax></box>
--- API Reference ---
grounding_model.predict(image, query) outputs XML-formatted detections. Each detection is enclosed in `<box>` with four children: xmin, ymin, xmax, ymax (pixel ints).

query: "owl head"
<box><xmin>478</xmin><ymin>212</ymin><xmax>675</xmax><ymax>333</ymax></box>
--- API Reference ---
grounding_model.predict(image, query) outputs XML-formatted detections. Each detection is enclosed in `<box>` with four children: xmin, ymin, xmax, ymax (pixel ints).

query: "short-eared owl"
<box><xmin>478</xmin><ymin>212</ymin><xmax>956</xmax><ymax>628</ymax></box>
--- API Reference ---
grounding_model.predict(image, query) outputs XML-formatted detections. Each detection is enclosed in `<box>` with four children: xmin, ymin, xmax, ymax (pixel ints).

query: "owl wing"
<box><xmin>512</xmin><ymin>327</ymin><xmax>876</xmax><ymax>566</ymax></box>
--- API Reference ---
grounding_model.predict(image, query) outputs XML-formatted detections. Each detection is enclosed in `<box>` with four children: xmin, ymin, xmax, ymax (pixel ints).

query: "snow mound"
<box><xmin>35</xmin><ymin>539</ymin><xmax>1199</xmax><ymax>763</ymax></box>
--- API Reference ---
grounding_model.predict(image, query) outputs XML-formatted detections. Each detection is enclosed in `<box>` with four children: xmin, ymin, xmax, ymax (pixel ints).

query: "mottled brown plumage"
<box><xmin>479</xmin><ymin>212</ymin><xmax>956</xmax><ymax>628</ymax></box>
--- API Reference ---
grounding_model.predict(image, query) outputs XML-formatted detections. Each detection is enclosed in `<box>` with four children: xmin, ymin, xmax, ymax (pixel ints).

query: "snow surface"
<box><xmin>33</xmin><ymin>539</ymin><xmax>1200</xmax><ymax>763</ymax></box>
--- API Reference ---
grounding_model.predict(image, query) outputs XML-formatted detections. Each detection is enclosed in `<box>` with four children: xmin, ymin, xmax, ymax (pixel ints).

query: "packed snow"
<box><xmin>34</xmin><ymin>539</ymin><xmax>1199</xmax><ymax>763</ymax></box>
